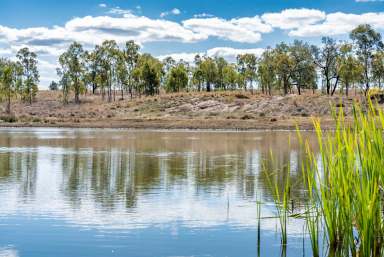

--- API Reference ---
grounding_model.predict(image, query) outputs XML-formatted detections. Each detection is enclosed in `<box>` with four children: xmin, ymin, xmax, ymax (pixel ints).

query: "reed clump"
<box><xmin>301</xmin><ymin>100</ymin><xmax>384</xmax><ymax>257</ymax></box>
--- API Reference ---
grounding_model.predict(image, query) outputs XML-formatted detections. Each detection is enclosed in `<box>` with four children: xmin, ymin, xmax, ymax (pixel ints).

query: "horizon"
<box><xmin>0</xmin><ymin>0</ymin><xmax>384</xmax><ymax>88</ymax></box>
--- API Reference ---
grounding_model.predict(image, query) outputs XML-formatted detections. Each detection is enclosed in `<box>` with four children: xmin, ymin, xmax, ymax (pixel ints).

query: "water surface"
<box><xmin>0</xmin><ymin>128</ymin><xmax>320</xmax><ymax>257</ymax></box>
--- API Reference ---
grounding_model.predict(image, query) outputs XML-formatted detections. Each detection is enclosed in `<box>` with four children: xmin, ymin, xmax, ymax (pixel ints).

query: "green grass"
<box><xmin>263</xmin><ymin>100</ymin><xmax>384</xmax><ymax>256</ymax></box>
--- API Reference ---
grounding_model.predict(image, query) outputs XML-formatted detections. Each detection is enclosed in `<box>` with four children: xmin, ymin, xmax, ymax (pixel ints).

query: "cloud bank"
<box><xmin>0</xmin><ymin>7</ymin><xmax>383</xmax><ymax>87</ymax></box>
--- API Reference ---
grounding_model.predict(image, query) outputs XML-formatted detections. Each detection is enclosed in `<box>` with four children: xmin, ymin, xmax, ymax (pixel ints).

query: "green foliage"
<box><xmin>16</xmin><ymin>47</ymin><xmax>39</xmax><ymax>104</ymax></box>
<box><xmin>165</xmin><ymin>63</ymin><xmax>188</xmax><ymax>93</ymax></box>
<box><xmin>58</xmin><ymin>42</ymin><xmax>86</xmax><ymax>103</ymax></box>
<box><xmin>133</xmin><ymin>54</ymin><xmax>163</xmax><ymax>96</ymax></box>
<box><xmin>0</xmin><ymin>59</ymin><xmax>22</xmax><ymax>113</ymax></box>
<box><xmin>350</xmin><ymin>24</ymin><xmax>384</xmax><ymax>94</ymax></box>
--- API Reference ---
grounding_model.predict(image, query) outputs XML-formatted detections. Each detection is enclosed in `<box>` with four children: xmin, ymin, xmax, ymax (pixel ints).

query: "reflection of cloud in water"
<box><xmin>0</xmin><ymin>129</ymin><xmax>318</xmax><ymax>238</ymax></box>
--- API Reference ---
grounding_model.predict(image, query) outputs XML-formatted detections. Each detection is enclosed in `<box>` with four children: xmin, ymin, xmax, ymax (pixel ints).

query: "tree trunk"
<box><xmin>206</xmin><ymin>81</ymin><xmax>211</xmax><ymax>92</ymax></box>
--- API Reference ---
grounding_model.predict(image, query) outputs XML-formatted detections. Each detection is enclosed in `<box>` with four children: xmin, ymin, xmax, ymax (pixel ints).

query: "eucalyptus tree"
<box><xmin>16</xmin><ymin>47</ymin><xmax>39</xmax><ymax>104</ymax></box>
<box><xmin>258</xmin><ymin>48</ymin><xmax>276</xmax><ymax>95</ymax></box>
<box><xmin>0</xmin><ymin>59</ymin><xmax>22</xmax><ymax>114</ymax></box>
<box><xmin>58</xmin><ymin>42</ymin><xmax>86</xmax><ymax>104</ymax></box>
<box><xmin>337</xmin><ymin>43</ymin><xmax>364</xmax><ymax>96</ymax></box>
<box><xmin>237</xmin><ymin>53</ymin><xmax>257</xmax><ymax>91</ymax></box>
<box><xmin>313</xmin><ymin>37</ymin><xmax>340</xmax><ymax>95</ymax></box>
<box><xmin>98</xmin><ymin>40</ymin><xmax>120</xmax><ymax>102</ymax></box>
<box><xmin>350</xmin><ymin>24</ymin><xmax>384</xmax><ymax>94</ymax></box>
<box><xmin>116</xmin><ymin>50</ymin><xmax>128</xmax><ymax>100</ymax></box>
<box><xmin>215</xmin><ymin>57</ymin><xmax>228</xmax><ymax>90</ymax></box>
<box><xmin>165</xmin><ymin>62</ymin><xmax>189</xmax><ymax>93</ymax></box>
<box><xmin>222</xmin><ymin>64</ymin><xmax>238</xmax><ymax>90</ymax></box>
<box><xmin>123</xmin><ymin>40</ymin><xmax>140</xmax><ymax>98</ymax></box>
<box><xmin>84</xmin><ymin>49</ymin><xmax>100</xmax><ymax>94</ymax></box>
<box><xmin>199</xmin><ymin>57</ymin><xmax>217</xmax><ymax>92</ymax></box>
<box><xmin>372</xmin><ymin>50</ymin><xmax>384</xmax><ymax>88</ymax></box>
<box><xmin>133</xmin><ymin>54</ymin><xmax>163</xmax><ymax>96</ymax></box>
<box><xmin>192</xmin><ymin>55</ymin><xmax>204</xmax><ymax>91</ymax></box>
<box><xmin>290</xmin><ymin>40</ymin><xmax>317</xmax><ymax>95</ymax></box>
<box><xmin>272</xmin><ymin>43</ymin><xmax>294</xmax><ymax>95</ymax></box>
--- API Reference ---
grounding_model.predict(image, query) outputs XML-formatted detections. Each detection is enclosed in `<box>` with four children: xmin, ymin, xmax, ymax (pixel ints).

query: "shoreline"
<box><xmin>0</xmin><ymin>117</ymin><xmax>336</xmax><ymax>131</ymax></box>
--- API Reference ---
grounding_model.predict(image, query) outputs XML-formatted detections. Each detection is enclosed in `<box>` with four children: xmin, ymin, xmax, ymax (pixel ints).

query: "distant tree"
<box><xmin>133</xmin><ymin>54</ymin><xmax>163</xmax><ymax>96</ymax></box>
<box><xmin>313</xmin><ymin>37</ymin><xmax>340</xmax><ymax>95</ymax></box>
<box><xmin>350</xmin><ymin>24</ymin><xmax>384</xmax><ymax>94</ymax></box>
<box><xmin>123</xmin><ymin>40</ymin><xmax>140</xmax><ymax>99</ymax></box>
<box><xmin>0</xmin><ymin>59</ymin><xmax>22</xmax><ymax>114</ymax></box>
<box><xmin>290</xmin><ymin>40</ymin><xmax>317</xmax><ymax>95</ymax></box>
<box><xmin>273</xmin><ymin>43</ymin><xmax>294</xmax><ymax>95</ymax></box>
<box><xmin>16</xmin><ymin>47</ymin><xmax>39</xmax><ymax>104</ymax></box>
<box><xmin>222</xmin><ymin>64</ymin><xmax>238</xmax><ymax>90</ymax></box>
<box><xmin>49</xmin><ymin>81</ymin><xmax>59</xmax><ymax>91</ymax></box>
<box><xmin>98</xmin><ymin>40</ymin><xmax>120</xmax><ymax>102</ymax></box>
<box><xmin>215</xmin><ymin>57</ymin><xmax>228</xmax><ymax>90</ymax></box>
<box><xmin>237</xmin><ymin>53</ymin><xmax>257</xmax><ymax>91</ymax></box>
<box><xmin>258</xmin><ymin>48</ymin><xmax>276</xmax><ymax>95</ymax></box>
<box><xmin>199</xmin><ymin>57</ymin><xmax>217</xmax><ymax>92</ymax></box>
<box><xmin>59</xmin><ymin>42</ymin><xmax>86</xmax><ymax>104</ymax></box>
<box><xmin>165</xmin><ymin>63</ymin><xmax>189</xmax><ymax>93</ymax></box>
<box><xmin>192</xmin><ymin>55</ymin><xmax>204</xmax><ymax>92</ymax></box>
<box><xmin>337</xmin><ymin>43</ymin><xmax>364</xmax><ymax>96</ymax></box>
<box><xmin>372</xmin><ymin>50</ymin><xmax>384</xmax><ymax>89</ymax></box>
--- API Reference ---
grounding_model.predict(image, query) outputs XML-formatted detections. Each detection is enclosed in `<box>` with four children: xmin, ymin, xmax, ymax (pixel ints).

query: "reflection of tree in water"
<box><xmin>0</xmin><ymin>130</ymin><xmax>318</xmax><ymax>214</ymax></box>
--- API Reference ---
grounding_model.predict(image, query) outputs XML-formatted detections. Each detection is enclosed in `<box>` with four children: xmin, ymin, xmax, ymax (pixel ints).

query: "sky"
<box><xmin>0</xmin><ymin>0</ymin><xmax>383</xmax><ymax>88</ymax></box>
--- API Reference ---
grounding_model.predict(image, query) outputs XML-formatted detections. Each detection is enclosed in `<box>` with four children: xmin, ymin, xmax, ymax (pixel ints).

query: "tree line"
<box><xmin>1</xmin><ymin>24</ymin><xmax>384</xmax><ymax>111</ymax></box>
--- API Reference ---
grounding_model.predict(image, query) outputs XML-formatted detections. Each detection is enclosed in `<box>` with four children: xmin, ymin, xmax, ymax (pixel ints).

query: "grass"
<box><xmin>263</xmin><ymin>99</ymin><xmax>384</xmax><ymax>256</ymax></box>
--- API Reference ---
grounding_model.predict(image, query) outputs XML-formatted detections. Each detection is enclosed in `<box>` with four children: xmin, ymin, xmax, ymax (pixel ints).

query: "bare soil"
<box><xmin>0</xmin><ymin>90</ymin><xmax>364</xmax><ymax>130</ymax></box>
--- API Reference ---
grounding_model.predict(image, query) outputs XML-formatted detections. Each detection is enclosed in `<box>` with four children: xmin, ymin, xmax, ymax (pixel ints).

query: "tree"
<box><xmin>16</xmin><ymin>47</ymin><xmax>39</xmax><ymax>104</ymax></box>
<box><xmin>273</xmin><ymin>43</ymin><xmax>294</xmax><ymax>95</ymax></box>
<box><xmin>372</xmin><ymin>50</ymin><xmax>384</xmax><ymax>88</ymax></box>
<box><xmin>123</xmin><ymin>40</ymin><xmax>140</xmax><ymax>99</ymax></box>
<box><xmin>192</xmin><ymin>55</ymin><xmax>204</xmax><ymax>92</ymax></box>
<box><xmin>350</xmin><ymin>24</ymin><xmax>384</xmax><ymax>94</ymax></box>
<box><xmin>313</xmin><ymin>37</ymin><xmax>340</xmax><ymax>95</ymax></box>
<box><xmin>290</xmin><ymin>40</ymin><xmax>317</xmax><ymax>95</ymax></box>
<box><xmin>258</xmin><ymin>48</ymin><xmax>276</xmax><ymax>95</ymax></box>
<box><xmin>165</xmin><ymin>63</ymin><xmax>189</xmax><ymax>93</ymax></box>
<box><xmin>49</xmin><ymin>81</ymin><xmax>59</xmax><ymax>91</ymax></box>
<box><xmin>98</xmin><ymin>40</ymin><xmax>120</xmax><ymax>102</ymax></box>
<box><xmin>59</xmin><ymin>42</ymin><xmax>86</xmax><ymax>104</ymax></box>
<box><xmin>199</xmin><ymin>57</ymin><xmax>217</xmax><ymax>92</ymax></box>
<box><xmin>222</xmin><ymin>64</ymin><xmax>238</xmax><ymax>90</ymax></box>
<box><xmin>337</xmin><ymin>43</ymin><xmax>364</xmax><ymax>96</ymax></box>
<box><xmin>215</xmin><ymin>57</ymin><xmax>228</xmax><ymax>90</ymax></box>
<box><xmin>133</xmin><ymin>54</ymin><xmax>163</xmax><ymax>96</ymax></box>
<box><xmin>237</xmin><ymin>53</ymin><xmax>257</xmax><ymax>91</ymax></box>
<box><xmin>0</xmin><ymin>59</ymin><xmax>22</xmax><ymax>114</ymax></box>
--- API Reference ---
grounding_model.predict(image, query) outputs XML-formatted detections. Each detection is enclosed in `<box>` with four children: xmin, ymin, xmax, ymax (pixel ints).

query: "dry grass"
<box><xmin>0</xmin><ymin>90</ymin><xmax>364</xmax><ymax>130</ymax></box>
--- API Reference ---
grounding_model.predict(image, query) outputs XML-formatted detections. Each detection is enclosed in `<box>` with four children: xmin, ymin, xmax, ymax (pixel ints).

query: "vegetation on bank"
<box><xmin>264</xmin><ymin>101</ymin><xmax>384</xmax><ymax>256</ymax></box>
<box><xmin>0</xmin><ymin>24</ymin><xmax>383</xmax><ymax>115</ymax></box>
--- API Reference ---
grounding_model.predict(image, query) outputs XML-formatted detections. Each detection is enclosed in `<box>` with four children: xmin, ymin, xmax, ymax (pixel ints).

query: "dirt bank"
<box><xmin>0</xmin><ymin>91</ymin><xmax>362</xmax><ymax>130</ymax></box>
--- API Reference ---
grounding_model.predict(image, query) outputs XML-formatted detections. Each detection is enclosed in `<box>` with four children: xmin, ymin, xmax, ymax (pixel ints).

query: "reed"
<box><xmin>300</xmin><ymin>100</ymin><xmax>384</xmax><ymax>256</ymax></box>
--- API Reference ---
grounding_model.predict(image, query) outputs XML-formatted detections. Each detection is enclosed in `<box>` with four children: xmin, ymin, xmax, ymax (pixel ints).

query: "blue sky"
<box><xmin>0</xmin><ymin>0</ymin><xmax>383</xmax><ymax>87</ymax></box>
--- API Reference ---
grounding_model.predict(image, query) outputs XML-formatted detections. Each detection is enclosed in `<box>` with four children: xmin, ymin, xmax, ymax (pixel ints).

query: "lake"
<box><xmin>0</xmin><ymin>128</ymin><xmax>321</xmax><ymax>257</ymax></box>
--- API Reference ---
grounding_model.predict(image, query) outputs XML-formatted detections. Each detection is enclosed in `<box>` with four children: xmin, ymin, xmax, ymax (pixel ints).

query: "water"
<box><xmin>0</xmin><ymin>128</ymin><xmax>320</xmax><ymax>257</ymax></box>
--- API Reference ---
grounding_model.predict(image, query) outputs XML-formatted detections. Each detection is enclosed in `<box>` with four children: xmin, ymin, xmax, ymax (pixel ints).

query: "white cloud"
<box><xmin>98</xmin><ymin>3</ymin><xmax>107</xmax><ymax>8</ymax></box>
<box><xmin>261</xmin><ymin>8</ymin><xmax>326</xmax><ymax>30</ymax></box>
<box><xmin>289</xmin><ymin>12</ymin><xmax>384</xmax><ymax>37</ymax></box>
<box><xmin>183</xmin><ymin>16</ymin><xmax>272</xmax><ymax>43</ymax></box>
<box><xmin>160</xmin><ymin>8</ymin><xmax>181</xmax><ymax>18</ymax></box>
<box><xmin>158</xmin><ymin>47</ymin><xmax>264</xmax><ymax>64</ymax></box>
